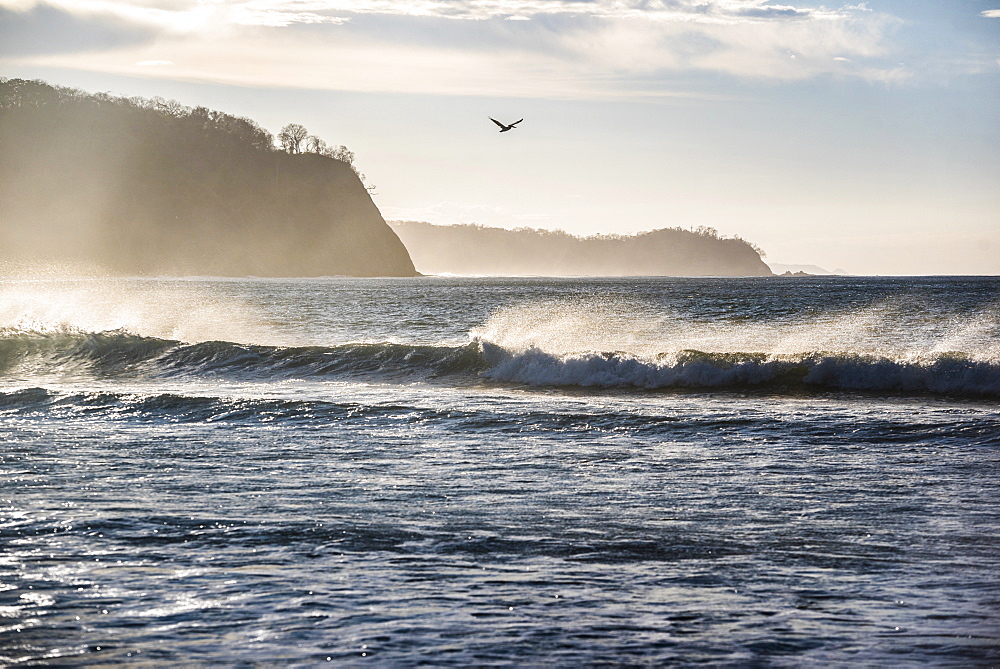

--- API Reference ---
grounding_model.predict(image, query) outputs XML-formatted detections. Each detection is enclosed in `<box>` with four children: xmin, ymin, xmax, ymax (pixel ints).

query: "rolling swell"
<box><xmin>0</xmin><ymin>387</ymin><xmax>456</xmax><ymax>424</ymax></box>
<box><xmin>0</xmin><ymin>330</ymin><xmax>487</xmax><ymax>382</ymax></box>
<box><xmin>7</xmin><ymin>388</ymin><xmax>997</xmax><ymax>448</ymax></box>
<box><xmin>1</xmin><ymin>330</ymin><xmax>997</xmax><ymax>396</ymax></box>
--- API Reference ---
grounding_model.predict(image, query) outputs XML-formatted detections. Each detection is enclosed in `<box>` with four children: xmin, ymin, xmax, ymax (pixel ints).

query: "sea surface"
<box><xmin>1</xmin><ymin>275</ymin><xmax>998</xmax><ymax>666</ymax></box>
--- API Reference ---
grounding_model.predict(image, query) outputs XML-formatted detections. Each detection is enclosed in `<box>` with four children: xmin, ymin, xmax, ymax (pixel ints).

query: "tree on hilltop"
<box><xmin>306</xmin><ymin>134</ymin><xmax>327</xmax><ymax>154</ymax></box>
<box><xmin>278</xmin><ymin>123</ymin><xmax>309</xmax><ymax>153</ymax></box>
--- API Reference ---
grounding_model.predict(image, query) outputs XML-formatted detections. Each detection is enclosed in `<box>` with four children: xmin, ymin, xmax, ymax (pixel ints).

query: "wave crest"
<box><xmin>1</xmin><ymin>329</ymin><xmax>998</xmax><ymax>396</ymax></box>
<box><xmin>479</xmin><ymin>342</ymin><xmax>1000</xmax><ymax>396</ymax></box>
<box><xmin>0</xmin><ymin>330</ymin><xmax>487</xmax><ymax>382</ymax></box>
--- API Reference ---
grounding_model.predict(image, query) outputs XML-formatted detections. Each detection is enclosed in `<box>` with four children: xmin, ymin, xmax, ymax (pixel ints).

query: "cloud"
<box><xmin>0</xmin><ymin>3</ymin><xmax>158</xmax><ymax>56</ymax></box>
<box><xmin>0</xmin><ymin>0</ymin><xmax>905</xmax><ymax>96</ymax></box>
<box><xmin>0</xmin><ymin>0</ymin><xmax>873</xmax><ymax>29</ymax></box>
<box><xmin>734</xmin><ymin>6</ymin><xmax>811</xmax><ymax>20</ymax></box>
<box><xmin>245</xmin><ymin>0</ymin><xmax>857</xmax><ymax>25</ymax></box>
<box><xmin>533</xmin><ymin>6</ymin><xmax>901</xmax><ymax>83</ymax></box>
<box><xmin>982</xmin><ymin>10</ymin><xmax>1000</xmax><ymax>18</ymax></box>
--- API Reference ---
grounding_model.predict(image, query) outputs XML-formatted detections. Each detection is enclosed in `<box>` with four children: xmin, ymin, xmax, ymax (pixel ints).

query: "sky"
<box><xmin>1</xmin><ymin>0</ymin><xmax>998</xmax><ymax>274</ymax></box>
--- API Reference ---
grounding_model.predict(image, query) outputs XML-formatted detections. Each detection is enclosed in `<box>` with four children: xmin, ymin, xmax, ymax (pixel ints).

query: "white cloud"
<box><xmin>545</xmin><ymin>7</ymin><xmax>900</xmax><ymax>83</ymax></box>
<box><xmin>981</xmin><ymin>10</ymin><xmax>1000</xmax><ymax>18</ymax></box>
<box><xmin>0</xmin><ymin>0</ymin><xmax>872</xmax><ymax>28</ymax></box>
<box><xmin>273</xmin><ymin>0</ymin><xmax>858</xmax><ymax>25</ymax></box>
<box><xmin>0</xmin><ymin>0</ymin><xmax>905</xmax><ymax>96</ymax></box>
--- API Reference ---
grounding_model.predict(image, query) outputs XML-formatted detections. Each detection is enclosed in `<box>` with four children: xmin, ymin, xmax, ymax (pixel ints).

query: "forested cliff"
<box><xmin>0</xmin><ymin>79</ymin><xmax>416</xmax><ymax>276</ymax></box>
<box><xmin>390</xmin><ymin>221</ymin><xmax>772</xmax><ymax>276</ymax></box>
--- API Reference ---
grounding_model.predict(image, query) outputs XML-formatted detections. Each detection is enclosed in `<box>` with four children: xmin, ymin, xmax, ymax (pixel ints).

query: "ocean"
<box><xmin>1</xmin><ymin>275</ymin><xmax>998</xmax><ymax>665</ymax></box>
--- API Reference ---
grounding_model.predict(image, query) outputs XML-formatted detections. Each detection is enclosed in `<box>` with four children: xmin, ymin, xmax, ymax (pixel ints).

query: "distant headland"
<box><xmin>0</xmin><ymin>78</ymin><xmax>416</xmax><ymax>277</ymax></box>
<box><xmin>390</xmin><ymin>221</ymin><xmax>773</xmax><ymax>277</ymax></box>
<box><xmin>1</xmin><ymin>78</ymin><xmax>786</xmax><ymax>279</ymax></box>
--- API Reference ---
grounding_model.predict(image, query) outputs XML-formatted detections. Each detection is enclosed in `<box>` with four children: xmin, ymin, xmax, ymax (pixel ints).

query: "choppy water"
<box><xmin>1</xmin><ymin>275</ymin><xmax>998</xmax><ymax>665</ymax></box>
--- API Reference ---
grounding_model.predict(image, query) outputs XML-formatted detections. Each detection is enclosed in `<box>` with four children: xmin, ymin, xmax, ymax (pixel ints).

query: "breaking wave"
<box><xmin>479</xmin><ymin>343</ymin><xmax>1000</xmax><ymax>396</ymax></box>
<box><xmin>0</xmin><ymin>329</ymin><xmax>998</xmax><ymax>397</ymax></box>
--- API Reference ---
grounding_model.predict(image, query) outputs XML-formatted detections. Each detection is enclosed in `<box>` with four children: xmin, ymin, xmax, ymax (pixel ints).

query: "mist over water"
<box><xmin>0</xmin><ymin>275</ymin><xmax>277</xmax><ymax>344</ymax></box>
<box><xmin>2</xmin><ymin>275</ymin><xmax>999</xmax><ymax>665</ymax></box>
<box><xmin>472</xmin><ymin>296</ymin><xmax>1000</xmax><ymax>361</ymax></box>
<box><xmin>0</xmin><ymin>275</ymin><xmax>997</xmax><ymax>396</ymax></box>
<box><xmin>466</xmin><ymin>292</ymin><xmax>1000</xmax><ymax>394</ymax></box>
<box><xmin>3</xmin><ymin>273</ymin><xmax>997</xmax><ymax>359</ymax></box>
<box><xmin>0</xmin><ymin>80</ymin><xmax>417</xmax><ymax>278</ymax></box>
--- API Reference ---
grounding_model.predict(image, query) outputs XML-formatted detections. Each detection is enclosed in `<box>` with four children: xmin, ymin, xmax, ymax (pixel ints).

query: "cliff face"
<box><xmin>390</xmin><ymin>222</ymin><xmax>773</xmax><ymax>277</ymax></box>
<box><xmin>0</xmin><ymin>79</ymin><xmax>416</xmax><ymax>277</ymax></box>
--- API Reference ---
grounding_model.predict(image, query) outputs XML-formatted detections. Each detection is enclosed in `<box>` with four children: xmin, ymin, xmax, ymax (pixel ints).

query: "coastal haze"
<box><xmin>2</xmin><ymin>0</ymin><xmax>998</xmax><ymax>274</ymax></box>
<box><xmin>1</xmin><ymin>1</ymin><xmax>1000</xmax><ymax>666</ymax></box>
<box><xmin>0</xmin><ymin>80</ymin><xmax>415</xmax><ymax>277</ymax></box>
<box><xmin>390</xmin><ymin>222</ymin><xmax>773</xmax><ymax>276</ymax></box>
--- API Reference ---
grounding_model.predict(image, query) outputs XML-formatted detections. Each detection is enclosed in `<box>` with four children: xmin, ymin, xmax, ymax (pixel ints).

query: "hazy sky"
<box><xmin>1</xmin><ymin>0</ymin><xmax>998</xmax><ymax>274</ymax></box>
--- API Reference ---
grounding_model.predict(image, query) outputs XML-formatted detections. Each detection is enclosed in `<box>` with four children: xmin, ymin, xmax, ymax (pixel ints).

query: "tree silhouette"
<box><xmin>306</xmin><ymin>134</ymin><xmax>327</xmax><ymax>154</ymax></box>
<box><xmin>326</xmin><ymin>145</ymin><xmax>355</xmax><ymax>166</ymax></box>
<box><xmin>278</xmin><ymin>123</ymin><xmax>309</xmax><ymax>154</ymax></box>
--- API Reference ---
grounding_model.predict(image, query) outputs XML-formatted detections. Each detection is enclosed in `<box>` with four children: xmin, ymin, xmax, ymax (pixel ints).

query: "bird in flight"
<box><xmin>490</xmin><ymin>117</ymin><xmax>523</xmax><ymax>133</ymax></box>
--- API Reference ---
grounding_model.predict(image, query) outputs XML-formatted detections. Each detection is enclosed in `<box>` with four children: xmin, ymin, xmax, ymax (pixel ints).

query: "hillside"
<box><xmin>390</xmin><ymin>222</ymin><xmax>772</xmax><ymax>276</ymax></box>
<box><xmin>0</xmin><ymin>78</ymin><xmax>416</xmax><ymax>277</ymax></box>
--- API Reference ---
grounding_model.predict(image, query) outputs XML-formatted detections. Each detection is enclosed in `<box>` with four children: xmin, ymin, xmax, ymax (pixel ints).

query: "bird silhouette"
<box><xmin>490</xmin><ymin>117</ymin><xmax>523</xmax><ymax>132</ymax></box>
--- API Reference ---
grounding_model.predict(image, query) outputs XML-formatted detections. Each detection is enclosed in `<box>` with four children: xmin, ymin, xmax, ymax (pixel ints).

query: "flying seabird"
<box><xmin>490</xmin><ymin>117</ymin><xmax>523</xmax><ymax>133</ymax></box>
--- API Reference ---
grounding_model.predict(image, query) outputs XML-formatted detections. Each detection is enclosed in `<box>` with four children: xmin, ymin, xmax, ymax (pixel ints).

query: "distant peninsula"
<box><xmin>390</xmin><ymin>221</ymin><xmax>773</xmax><ymax>276</ymax></box>
<box><xmin>0</xmin><ymin>78</ymin><xmax>416</xmax><ymax>277</ymax></box>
